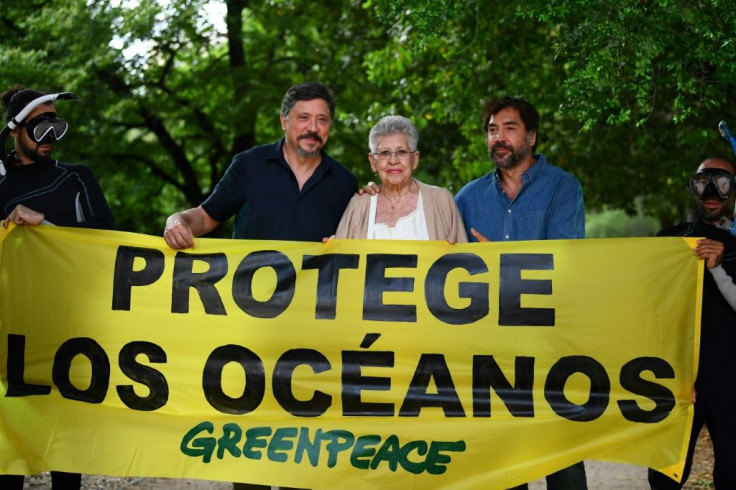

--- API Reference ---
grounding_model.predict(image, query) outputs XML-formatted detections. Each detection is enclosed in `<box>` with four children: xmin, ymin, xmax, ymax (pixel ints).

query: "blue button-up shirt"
<box><xmin>455</xmin><ymin>154</ymin><xmax>585</xmax><ymax>241</ymax></box>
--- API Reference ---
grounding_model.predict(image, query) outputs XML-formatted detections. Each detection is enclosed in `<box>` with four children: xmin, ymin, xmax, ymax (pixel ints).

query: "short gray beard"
<box><xmin>296</xmin><ymin>147</ymin><xmax>321</xmax><ymax>158</ymax></box>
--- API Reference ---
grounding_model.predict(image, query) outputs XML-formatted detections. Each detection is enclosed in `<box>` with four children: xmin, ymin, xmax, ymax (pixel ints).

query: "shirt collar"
<box><xmin>269</xmin><ymin>138</ymin><xmax>288</xmax><ymax>163</ymax></box>
<box><xmin>492</xmin><ymin>153</ymin><xmax>547</xmax><ymax>187</ymax></box>
<box><xmin>269</xmin><ymin>137</ymin><xmax>333</xmax><ymax>183</ymax></box>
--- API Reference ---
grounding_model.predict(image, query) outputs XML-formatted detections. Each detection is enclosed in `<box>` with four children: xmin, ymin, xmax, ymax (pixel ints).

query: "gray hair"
<box><xmin>369</xmin><ymin>115</ymin><xmax>418</xmax><ymax>153</ymax></box>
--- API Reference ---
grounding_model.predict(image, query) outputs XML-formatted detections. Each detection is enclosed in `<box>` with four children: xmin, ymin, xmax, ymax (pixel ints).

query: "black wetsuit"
<box><xmin>649</xmin><ymin>220</ymin><xmax>736</xmax><ymax>488</ymax></box>
<box><xmin>0</xmin><ymin>158</ymin><xmax>114</xmax><ymax>229</ymax></box>
<box><xmin>0</xmin><ymin>157</ymin><xmax>113</xmax><ymax>489</ymax></box>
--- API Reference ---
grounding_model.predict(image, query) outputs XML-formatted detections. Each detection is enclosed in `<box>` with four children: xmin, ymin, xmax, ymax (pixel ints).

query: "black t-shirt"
<box><xmin>202</xmin><ymin>139</ymin><xmax>357</xmax><ymax>241</ymax></box>
<box><xmin>0</xmin><ymin>159</ymin><xmax>114</xmax><ymax>230</ymax></box>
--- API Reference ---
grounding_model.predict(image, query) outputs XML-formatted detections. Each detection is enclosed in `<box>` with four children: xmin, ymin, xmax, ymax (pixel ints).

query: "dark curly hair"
<box><xmin>1</xmin><ymin>85</ymin><xmax>48</xmax><ymax>123</ymax></box>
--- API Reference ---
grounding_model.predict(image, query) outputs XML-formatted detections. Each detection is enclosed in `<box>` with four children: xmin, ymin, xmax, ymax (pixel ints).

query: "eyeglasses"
<box><xmin>372</xmin><ymin>149</ymin><xmax>415</xmax><ymax>161</ymax></box>
<box><xmin>689</xmin><ymin>172</ymin><xmax>735</xmax><ymax>199</ymax></box>
<box><xmin>19</xmin><ymin>112</ymin><xmax>68</xmax><ymax>143</ymax></box>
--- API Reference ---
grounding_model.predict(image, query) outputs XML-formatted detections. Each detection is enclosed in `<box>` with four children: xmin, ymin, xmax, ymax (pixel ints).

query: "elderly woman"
<box><xmin>335</xmin><ymin>115</ymin><xmax>467</xmax><ymax>241</ymax></box>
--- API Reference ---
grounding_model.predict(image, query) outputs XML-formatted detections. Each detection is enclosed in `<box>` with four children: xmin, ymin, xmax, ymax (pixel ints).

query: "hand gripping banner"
<box><xmin>0</xmin><ymin>225</ymin><xmax>701</xmax><ymax>488</ymax></box>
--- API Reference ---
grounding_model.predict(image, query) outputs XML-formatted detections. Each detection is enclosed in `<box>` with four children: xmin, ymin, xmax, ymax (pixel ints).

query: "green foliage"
<box><xmin>1</xmin><ymin>0</ymin><xmax>390</xmax><ymax>233</ymax></box>
<box><xmin>2</xmin><ymin>0</ymin><xmax>735</xmax><ymax>235</ymax></box>
<box><xmin>370</xmin><ymin>0</ymin><xmax>736</xmax><ymax>221</ymax></box>
<box><xmin>586</xmin><ymin>207</ymin><xmax>661</xmax><ymax>238</ymax></box>
<box><xmin>518</xmin><ymin>0</ymin><xmax>736</xmax><ymax>128</ymax></box>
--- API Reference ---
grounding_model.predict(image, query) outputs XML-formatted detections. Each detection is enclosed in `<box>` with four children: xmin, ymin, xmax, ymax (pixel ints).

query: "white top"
<box><xmin>368</xmin><ymin>191</ymin><xmax>429</xmax><ymax>240</ymax></box>
<box><xmin>709</xmin><ymin>264</ymin><xmax>736</xmax><ymax>311</ymax></box>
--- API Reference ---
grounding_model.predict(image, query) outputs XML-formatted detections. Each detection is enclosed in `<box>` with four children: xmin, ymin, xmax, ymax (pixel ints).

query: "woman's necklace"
<box><xmin>385</xmin><ymin>192</ymin><xmax>401</xmax><ymax>210</ymax></box>
<box><xmin>383</xmin><ymin>183</ymin><xmax>413</xmax><ymax>210</ymax></box>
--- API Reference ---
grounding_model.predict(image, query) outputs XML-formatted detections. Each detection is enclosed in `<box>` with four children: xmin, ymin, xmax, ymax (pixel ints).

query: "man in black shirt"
<box><xmin>164</xmin><ymin>82</ymin><xmax>357</xmax><ymax>247</ymax></box>
<box><xmin>649</xmin><ymin>157</ymin><xmax>736</xmax><ymax>488</ymax></box>
<box><xmin>0</xmin><ymin>86</ymin><xmax>114</xmax><ymax>230</ymax></box>
<box><xmin>0</xmin><ymin>87</ymin><xmax>114</xmax><ymax>488</ymax></box>
<box><xmin>163</xmin><ymin>83</ymin><xmax>356</xmax><ymax>489</ymax></box>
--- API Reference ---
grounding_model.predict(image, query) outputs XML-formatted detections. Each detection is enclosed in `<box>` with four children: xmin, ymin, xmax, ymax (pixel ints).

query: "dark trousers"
<box><xmin>0</xmin><ymin>474</ymin><xmax>24</xmax><ymax>489</ymax></box>
<box><xmin>0</xmin><ymin>471</ymin><xmax>81</xmax><ymax>489</ymax></box>
<box><xmin>508</xmin><ymin>461</ymin><xmax>587</xmax><ymax>490</ymax></box>
<box><xmin>649</xmin><ymin>394</ymin><xmax>736</xmax><ymax>489</ymax></box>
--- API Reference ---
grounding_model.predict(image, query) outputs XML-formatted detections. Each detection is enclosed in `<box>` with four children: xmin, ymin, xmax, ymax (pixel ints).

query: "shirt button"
<box><xmin>507</xmin><ymin>209</ymin><xmax>512</xmax><ymax>214</ymax></box>
<box><xmin>505</xmin><ymin>234</ymin><xmax>510</xmax><ymax>239</ymax></box>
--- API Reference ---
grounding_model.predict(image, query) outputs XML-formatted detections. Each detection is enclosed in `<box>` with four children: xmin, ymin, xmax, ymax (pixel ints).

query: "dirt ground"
<box><xmin>23</xmin><ymin>430</ymin><xmax>715</xmax><ymax>489</ymax></box>
<box><xmin>684</xmin><ymin>429</ymin><xmax>715</xmax><ymax>489</ymax></box>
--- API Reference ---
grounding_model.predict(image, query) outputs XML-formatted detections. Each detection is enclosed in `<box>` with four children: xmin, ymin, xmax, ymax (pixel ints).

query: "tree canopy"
<box><xmin>1</xmin><ymin>0</ymin><xmax>735</xmax><ymax>233</ymax></box>
<box><xmin>371</xmin><ymin>0</ymin><xmax>736</xmax><ymax>223</ymax></box>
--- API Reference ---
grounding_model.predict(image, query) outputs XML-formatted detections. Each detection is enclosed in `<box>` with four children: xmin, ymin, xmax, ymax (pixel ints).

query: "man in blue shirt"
<box><xmin>455</xmin><ymin>96</ymin><xmax>586</xmax><ymax>489</ymax></box>
<box><xmin>164</xmin><ymin>82</ymin><xmax>357</xmax><ymax>248</ymax></box>
<box><xmin>455</xmin><ymin>96</ymin><xmax>584</xmax><ymax>242</ymax></box>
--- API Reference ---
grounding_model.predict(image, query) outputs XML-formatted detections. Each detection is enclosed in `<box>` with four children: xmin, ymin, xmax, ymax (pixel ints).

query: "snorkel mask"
<box><xmin>0</xmin><ymin>92</ymin><xmax>78</xmax><ymax>176</ymax></box>
<box><xmin>688</xmin><ymin>168</ymin><xmax>736</xmax><ymax>201</ymax></box>
<box><xmin>20</xmin><ymin>112</ymin><xmax>69</xmax><ymax>144</ymax></box>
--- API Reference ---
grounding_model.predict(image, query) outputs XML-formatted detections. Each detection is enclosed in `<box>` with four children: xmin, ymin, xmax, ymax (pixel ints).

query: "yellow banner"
<box><xmin>0</xmin><ymin>225</ymin><xmax>700</xmax><ymax>488</ymax></box>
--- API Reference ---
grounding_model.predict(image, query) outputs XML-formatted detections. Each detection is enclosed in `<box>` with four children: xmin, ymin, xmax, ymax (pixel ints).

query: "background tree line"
<box><xmin>2</xmin><ymin>0</ymin><xmax>734</xmax><ymax>235</ymax></box>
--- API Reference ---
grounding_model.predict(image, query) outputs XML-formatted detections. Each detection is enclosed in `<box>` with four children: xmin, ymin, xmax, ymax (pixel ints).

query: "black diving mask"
<box><xmin>688</xmin><ymin>168</ymin><xmax>736</xmax><ymax>200</ymax></box>
<box><xmin>19</xmin><ymin>112</ymin><xmax>68</xmax><ymax>143</ymax></box>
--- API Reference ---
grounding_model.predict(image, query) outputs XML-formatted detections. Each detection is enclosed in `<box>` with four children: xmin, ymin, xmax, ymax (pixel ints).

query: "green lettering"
<box><xmin>399</xmin><ymin>440</ymin><xmax>428</xmax><ymax>474</ymax></box>
<box><xmin>180</xmin><ymin>421</ymin><xmax>216</xmax><ymax>463</ymax></box>
<box><xmin>350</xmin><ymin>435</ymin><xmax>381</xmax><ymax>469</ymax></box>
<box><xmin>242</xmin><ymin>426</ymin><xmax>272</xmax><ymax>460</ymax></box>
<box><xmin>322</xmin><ymin>429</ymin><xmax>354</xmax><ymax>468</ymax></box>
<box><xmin>217</xmin><ymin>423</ymin><xmax>243</xmax><ymax>459</ymax></box>
<box><xmin>268</xmin><ymin>427</ymin><xmax>298</xmax><ymax>463</ymax></box>
<box><xmin>370</xmin><ymin>434</ymin><xmax>402</xmax><ymax>471</ymax></box>
<box><xmin>424</xmin><ymin>440</ymin><xmax>466</xmax><ymax>475</ymax></box>
<box><xmin>294</xmin><ymin>427</ymin><xmax>322</xmax><ymax>466</ymax></box>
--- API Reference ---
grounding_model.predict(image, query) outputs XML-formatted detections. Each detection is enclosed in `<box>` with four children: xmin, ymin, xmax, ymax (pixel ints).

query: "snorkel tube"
<box><xmin>0</xmin><ymin>92</ymin><xmax>78</xmax><ymax>176</ymax></box>
<box><xmin>718</xmin><ymin>120</ymin><xmax>736</xmax><ymax>157</ymax></box>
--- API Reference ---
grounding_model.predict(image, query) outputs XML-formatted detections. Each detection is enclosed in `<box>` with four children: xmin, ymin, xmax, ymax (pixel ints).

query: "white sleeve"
<box><xmin>367</xmin><ymin>194</ymin><xmax>377</xmax><ymax>239</ymax></box>
<box><xmin>708</xmin><ymin>264</ymin><xmax>736</xmax><ymax>311</ymax></box>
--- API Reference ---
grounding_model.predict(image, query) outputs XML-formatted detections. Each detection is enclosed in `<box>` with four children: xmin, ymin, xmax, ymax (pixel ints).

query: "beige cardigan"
<box><xmin>335</xmin><ymin>179</ymin><xmax>468</xmax><ymax>242</ymax></box>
